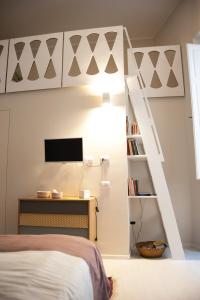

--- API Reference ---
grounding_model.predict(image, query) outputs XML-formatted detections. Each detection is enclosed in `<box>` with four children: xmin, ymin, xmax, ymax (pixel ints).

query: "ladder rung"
<box><xmin>127</xmin><ymin>134</ymin><xmax>142</xmax><ymax>139</ymax></box>
<box><xmin>128</xmin><ymin>195</ymin><xmax>157</xmax><ymax>199</ymax></box>
<box><xmin>128</xmin><ymin>155</ymin><xmax>147</xmax><ymax>161</ymax></box>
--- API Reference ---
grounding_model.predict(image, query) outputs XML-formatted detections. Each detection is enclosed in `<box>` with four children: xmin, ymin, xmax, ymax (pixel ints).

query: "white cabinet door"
<box><xmin>0</xmin><ymin>110</ymin><xmax>9</xmax><ymax>233</ymax></box>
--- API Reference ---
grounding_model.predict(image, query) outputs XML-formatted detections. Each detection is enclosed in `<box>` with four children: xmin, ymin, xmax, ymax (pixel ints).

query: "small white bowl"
<box><xmin>52</xmin><ymin>192</ymin><xmax>63</xmax><ymax>199</ymax></box>
<box><xmin>37</xmin><ymin>191</ymin><xmax>51</xmax><ymax>198</ymax></box>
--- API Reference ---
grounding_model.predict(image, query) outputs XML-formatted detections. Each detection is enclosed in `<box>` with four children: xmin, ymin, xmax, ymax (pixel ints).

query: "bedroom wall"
<box><xmin>0</xmin><ymin>86</ymin><xmax>130</xmax><ymax>256</ymax></box>
<box><xmin>153</xmin><ymin>0</ymin><xmax>200</xmax><ymax>248</ymax></box>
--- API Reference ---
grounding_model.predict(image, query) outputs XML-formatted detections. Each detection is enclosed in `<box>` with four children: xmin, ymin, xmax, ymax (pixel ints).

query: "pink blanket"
<box><xmin>0</xmin><ymin>234</ymin><xmax>112</xmax><ymax>300</ymax></box>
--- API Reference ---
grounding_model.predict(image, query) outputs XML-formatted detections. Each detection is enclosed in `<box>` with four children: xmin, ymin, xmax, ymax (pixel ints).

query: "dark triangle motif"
<box><xmin>12</xmin><ymin>63</ymin><xmax>23</xmax><ymax>82</ymax></box>
<box><xmin>30</xmin><ymin>40</ymin><xmax>41</xmax><ymax>58</ymax></box>
<box><xmin>134</xmin><ymin>52</ymin><xmax>144</xmax><ymax>69</ymax></box>
<box><xmin>165</xmin><ymin>50</ymin><xmax>176</xmax><ymax>67</ymax></box>
<box><xmin>105</xmin><ymin>54</ymin><xmax>118</xmax><ymax>73</ymax></box>
<box><xmin>86</xmin><ymin>56</ymin><xmax>99</xmax><ymax>75</ymax></box>
<box><xmin>69</xmin><ymin>35</ymin><xmax>82</xmax><ymax>54</ymax></box>
<box><xmin>68</xmin><ymin>56</ymin><xmax>81</xmax><ymax>76</ymax></box>
<box><xmin>167</xmin><ymin>70</ymin><xmax>178</xmax><ymax>88</ymax></box>
<box><xmin>28</xmin><ymin>61</ymin><xmax>39</xmax><ymax>80</ymax></box>
<box><xmin>14</xmin><ymin>42</ymin><xmax>25</xmax><ymax>60</ymax></box>
<box><xmin>87</xmin><ymin>33</ymin><xmax>99</xmax><ymax>52</ymax></box>
<box><xmin>150</xmin><ymin>70</ymin><xmax>162</xmax><ymax>88</ymax></box>
<box><xmin>44</xmin><ymin>59</ymin><xmax>56</xmax><ymax>79</ymax></box>
<box><xmin>0</xmin><ymin>45</ymin><xmax>3</xmax><ymax>57</ymax></box>
<box><xmin>148</xmin><ymin>51</ymin><xmax>160</xmax><ymax>68</ymax></box>
<box><xmin>46</xmin><ymin>38</ymin><xmax>57</xmax><ymax>56</ymax></box>
<box><xmin>105</xmin><ymin>32</ymin><xmax>117</xmax><ymax>50</ymax></box>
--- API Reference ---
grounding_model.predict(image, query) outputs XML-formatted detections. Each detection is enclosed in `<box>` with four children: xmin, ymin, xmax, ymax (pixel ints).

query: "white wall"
<box><xmin>0</xmin><ymin>110</ymin><xmax>9</xmax><ymax>234</ymax></box>
<box><xmin>0</xmin><ymin>86</ymin><xmax>130</xmax><ymax>255</ymax></box>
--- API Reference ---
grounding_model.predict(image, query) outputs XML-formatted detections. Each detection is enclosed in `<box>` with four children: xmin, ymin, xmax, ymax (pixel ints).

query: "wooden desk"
<box><xmin>18</xmin><ymin>196</ymin><xmax>97</xmax><ymax>241</ymax></box>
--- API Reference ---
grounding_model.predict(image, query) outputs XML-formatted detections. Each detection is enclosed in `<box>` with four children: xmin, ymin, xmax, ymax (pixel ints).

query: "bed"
<box><xmin>0</xmin><ymin>234</ymin><xmax>112</xmax><ymax>300</ymax></box>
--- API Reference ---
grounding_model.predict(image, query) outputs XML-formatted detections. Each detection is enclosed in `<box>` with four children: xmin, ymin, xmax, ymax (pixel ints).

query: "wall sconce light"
<box><xmin>102</xmin><ymin>92</ymin><xmax>110</xmax><ymax>105</ymax></box>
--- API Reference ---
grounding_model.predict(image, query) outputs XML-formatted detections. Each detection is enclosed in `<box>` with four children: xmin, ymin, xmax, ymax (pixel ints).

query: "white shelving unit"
<box><xmin>126</xmin><ymin>75</ymin><xmax>184</xmax><ymax>260</ymax></box>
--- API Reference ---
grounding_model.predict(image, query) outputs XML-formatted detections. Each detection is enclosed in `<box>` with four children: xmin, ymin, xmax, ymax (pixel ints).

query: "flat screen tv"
<box><xmin>44</xmin><ymin>138</ymin><xmax>83</xmax><ymax>162</ymax></box>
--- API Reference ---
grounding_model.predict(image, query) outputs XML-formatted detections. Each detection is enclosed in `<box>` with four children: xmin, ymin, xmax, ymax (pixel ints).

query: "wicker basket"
<box><xmin>136</xmin><ymin>241</ymin><xmax>167</xmax><ymax>258</ymax></box>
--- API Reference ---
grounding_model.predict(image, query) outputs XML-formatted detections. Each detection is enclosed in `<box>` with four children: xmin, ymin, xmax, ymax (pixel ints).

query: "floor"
<box><xmin>103</xmin><ymin>249</ymin><xmax>200</xmax><ymax>300</ymax></box>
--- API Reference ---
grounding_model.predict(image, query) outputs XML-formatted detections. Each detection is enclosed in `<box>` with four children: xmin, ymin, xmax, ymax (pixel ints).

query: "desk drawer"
<box><xmin>19</xmin><ymin>200</ymin><xmax>88</xmax><ymax>214</ymax></box>
<box><xmin>19</xmin><ymin>213</ymin><xmax>88</xmax><ymax>228</ymax></box>
<box><xmin>19</xmin><ymin>226</ymin><xmax>88</xmax><ymax>238</ymax></box>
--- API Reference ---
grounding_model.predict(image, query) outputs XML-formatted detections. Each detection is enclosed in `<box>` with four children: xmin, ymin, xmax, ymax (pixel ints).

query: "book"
<box><xmin>131</xmin><ymin>122</ymin><xmax>140</xmax><ymax>135</ymax></box>
<box><xmin>126</xmin><ymin>116</ymin><xmax>129</xmax><ymax>135</ymax></box>
<box><xmin>128</xmin><ymin>139</ymin><xmax>134</xmax><ymax>155</ymax></box>
<box><xmin>128</xmin><ymin>178</ymin><xmax>139</xmax><ymax>196</ymax></box>
<box><xmin>128</xmin><ymin>177</ymin><xmax>135</xmax><ymax>196</ymax></box>
<box><xmin>131</xmin><ymin>139</ymin><xmax>139</xmax><ymax>155</ymax></box>
<box><xmin>137</xmin><ymin>192</ymin><xmax>152</xmax><ymax>196</ymax></box>
<box><xmin>133</xmin><ymin>179</ymin><xmax>139</xmax><ymax>195</ymax></box>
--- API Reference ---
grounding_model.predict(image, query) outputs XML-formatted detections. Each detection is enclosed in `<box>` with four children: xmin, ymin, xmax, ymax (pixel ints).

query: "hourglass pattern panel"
<box><xmin>6</xmin><ymin>32</ymin><xmax>63</xmax><ymax>93</ymax></box>
<box><xmin>62</xmin><ymin>26</ymin><xmax>124</xmax><ymax>87</ymax></box>
<box><xmin>130</xmin><ymin>45</ymin><xmax>184</xmax><ymax>97</ymax></box>
<box><xmin>0</xmin><ymin>40</ymin><xmax>9</xmax><ymax>93</ymax></box>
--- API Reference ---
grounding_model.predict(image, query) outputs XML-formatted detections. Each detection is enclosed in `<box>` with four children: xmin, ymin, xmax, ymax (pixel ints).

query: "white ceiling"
<box><xmin>0</xmin><ymin>0</ymin><xmax>183</xmax><ymax>40</ymax></box>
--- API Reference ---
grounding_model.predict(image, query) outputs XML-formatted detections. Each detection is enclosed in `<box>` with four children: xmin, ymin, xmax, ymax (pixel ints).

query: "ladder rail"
<box><xmin>124</xmin><ymin>27</ymin><xmax>184</xmax><ymax>259</ymax></box>
<box><xmin>124</xmin><ymin>27</ymin><xmax>164</xmax><ymax>162</ymax></box>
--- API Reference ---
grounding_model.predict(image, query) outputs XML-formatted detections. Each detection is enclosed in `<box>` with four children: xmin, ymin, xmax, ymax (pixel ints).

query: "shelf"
<box><xmin>128</xmin><ymin>195</ymin><xmax>157</xmax><ymax>199</ymax></box>
<box><xmin>127</xmin><ymin>134</ymin><xmax>142</xmax><ymax>139</ymax></box>
<box><xmin>127</xmin><ymin>155</ymin><xmax>147</xmax><ymax>161</ymax></box>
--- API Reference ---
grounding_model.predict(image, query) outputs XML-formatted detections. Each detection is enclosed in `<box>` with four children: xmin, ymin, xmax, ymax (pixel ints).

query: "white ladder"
<box><xmin>126</xmin><ymin>75</ymin><xmax>185</xmax><ymax>259</ymax></box>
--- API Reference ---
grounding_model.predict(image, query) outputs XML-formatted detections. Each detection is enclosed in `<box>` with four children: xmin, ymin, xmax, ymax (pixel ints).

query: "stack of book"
<box><xmin>128</xmin><ymin>178</ymin><xmax>154</xmax><ymax>197</ymax></box>
<box><xmin>131</xmin><ymin>121</ymin><xmax>140</xmax><ymax>135</ymax></box>
<box><xmin>126</xmin><ymin>117</ymin><xmax>140</xmax><ymax>136</ymax></box>
<box><xmin>127</xmin><ymin>139</ymin><xmax>144</xmax><ymax>155</ymax></box>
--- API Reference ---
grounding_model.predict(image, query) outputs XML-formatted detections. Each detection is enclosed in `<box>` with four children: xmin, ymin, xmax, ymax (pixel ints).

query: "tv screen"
<box><xmin>44</xmin><ymin>138</ymin><xmax>83</xmax><ymax>162</ymax></box>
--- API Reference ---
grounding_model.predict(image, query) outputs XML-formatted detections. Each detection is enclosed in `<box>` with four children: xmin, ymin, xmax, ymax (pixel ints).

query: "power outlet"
<box><xmin>100</xmin><ymin>155</ymin><xmax>110</xmax><ymax>166</ymax></box>
<box><xmin>84</xmin><ymin>156</ymin><xmax>94</xmax><ymax>167</ymax></box>
<box><xmin>130</xmin><ymin>221</ymin><xmax>136</xmax><ymax>225</ymax></box>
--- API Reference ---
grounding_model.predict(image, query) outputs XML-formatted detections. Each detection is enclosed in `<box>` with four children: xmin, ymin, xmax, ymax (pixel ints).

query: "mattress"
<box><xmin>0</xmin><ymin>250</ymin><xmax>93</xmax><ymax>300</ymax></box>
<box><xmin>0</xmin><ymin>234</ymin><xmax>112</xmax><ymax>300</ymax></box>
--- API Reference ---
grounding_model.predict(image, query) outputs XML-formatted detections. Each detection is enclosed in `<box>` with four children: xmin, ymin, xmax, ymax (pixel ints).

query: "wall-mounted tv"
<box><xmin>44</xmin><ymin>138</ymin><xmax>83</xmax><ymax>162</ymax></box>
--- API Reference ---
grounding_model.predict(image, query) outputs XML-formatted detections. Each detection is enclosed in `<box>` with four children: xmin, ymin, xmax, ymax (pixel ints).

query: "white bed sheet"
<box><xmin>0</xmin><ymin>250</ymin><xmax>93</xmax><ymax>300</ymax></box>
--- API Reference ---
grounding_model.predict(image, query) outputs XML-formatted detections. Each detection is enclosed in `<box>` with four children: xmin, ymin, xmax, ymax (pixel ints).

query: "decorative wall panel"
<box><xmin>6</xmin><ymin>33</ymin><xmax>63</xmax><ymax>93</ymax></box>
<box><xmin>128</xmin><ymin>45</ymin><xmax>184</xmax><ymax>97</ymax></box>
<box><xmin>0</xmin><ymin>40</ymin><xmax>9</xmax><ymax>93</ymax></box>
<box><xmin>62</xmin><ymin>26</ymin><xmax>124</xmax><ymax>86</ymax></box>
